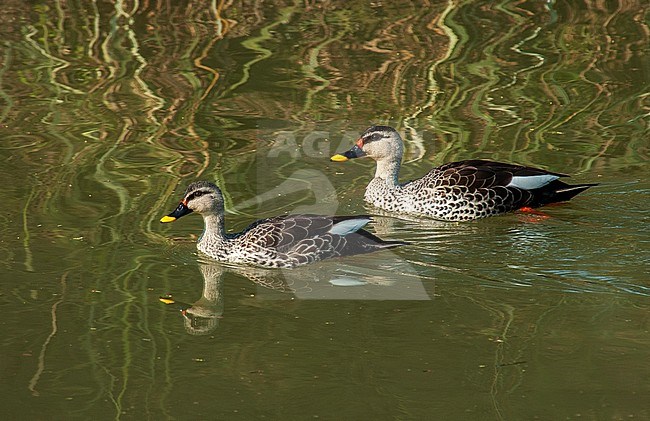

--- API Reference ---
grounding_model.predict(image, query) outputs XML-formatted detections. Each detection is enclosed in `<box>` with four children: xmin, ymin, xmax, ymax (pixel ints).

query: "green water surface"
<box><xmin>0</xmin><ymin>1</ymin><xmax>648</xmax><ymax>419</ymax></box>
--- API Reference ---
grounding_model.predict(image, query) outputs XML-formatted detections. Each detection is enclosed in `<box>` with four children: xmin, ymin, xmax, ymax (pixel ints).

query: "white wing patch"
<box><xmin>507</xmin><ymin>174</ymin><xmax>559</xmax><ymax>190</ymax></box>
<box><xmin>329</xmin><ymin>217</ymin><xmax>370</xmax><ymax>236</ymax></box>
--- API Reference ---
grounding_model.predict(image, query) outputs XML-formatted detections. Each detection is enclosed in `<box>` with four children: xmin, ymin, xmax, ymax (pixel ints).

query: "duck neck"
<box><xmin>198</xmin><ymin>264</ymin><xmax>224</xmax><ymax>303</ymax></box>
<box><xmin>199</xmin><ymin>213</ymin><xmax>228</xmax><ymax>246</ymax></box>
<box><xmin>375</xmin><ymin>158</ymin><xmax>401</xmax><ymax>187</ymax></box>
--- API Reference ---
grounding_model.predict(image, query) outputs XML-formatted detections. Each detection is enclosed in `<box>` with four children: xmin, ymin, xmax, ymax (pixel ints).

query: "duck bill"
<box><xmin>330</xmin><ymin>143</ymin><xmax>366</xmax><ymax>162</ymax></box>
<box><xmin>160</xmin><ymin>201</ymin><xmax>193</xmax><ymax>223</ymax></box>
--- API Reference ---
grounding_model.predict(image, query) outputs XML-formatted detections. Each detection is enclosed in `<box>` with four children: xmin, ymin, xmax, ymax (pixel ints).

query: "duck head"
<box><xmin>160</xmin><ymin>181</ymin><xmax>224</xmax><ymax>223</ymax></box>
<box><xmin>331</xmin><ymin>125</ymin><xmax>404</xmax><ymax>163</ymax></box>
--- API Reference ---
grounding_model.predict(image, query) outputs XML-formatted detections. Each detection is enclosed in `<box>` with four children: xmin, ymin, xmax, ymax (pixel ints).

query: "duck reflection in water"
<box><xmin>161</xmin><ymin>255</ymin><xmax>430</xmax><ymax>336</ymax></box>
<box><xmin>160</xmin><ymin>264</ymin><xmax>226</xmax><ymax>336</ymax></box>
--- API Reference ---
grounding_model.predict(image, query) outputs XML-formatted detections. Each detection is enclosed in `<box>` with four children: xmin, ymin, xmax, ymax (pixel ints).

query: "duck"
<box><xmin>160</xmin><ymin>181</ymin><xmax>405</xmax><ymax>268</ymax></box>
<box><xmin>330</xmin><ymin>125</ymin><xmax>597</xmax><ymax>221</ymax></box>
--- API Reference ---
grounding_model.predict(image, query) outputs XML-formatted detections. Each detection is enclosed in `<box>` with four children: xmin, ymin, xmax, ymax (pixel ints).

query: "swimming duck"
<box><xmin>331</xmin><ymin>125</ymin><xmax>596</xmax><ymax>221</ymax></box>
<box><xmin>160</xmin><ymin>181</ymin><xmax>405</xmax><ymax>268</ymax></box>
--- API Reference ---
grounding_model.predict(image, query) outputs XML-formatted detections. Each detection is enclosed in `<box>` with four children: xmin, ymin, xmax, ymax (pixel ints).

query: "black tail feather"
<box><xmin>376</xmin><ymin>239</ymin><xmax>409</xmax><ymax>249</ymax></box>
<box><xmin>532</xmin><ymin>181</ymin><xmax>598</xmax><ymax>207</ymax></box>
<box><xmin>552</xmin><ymin>183</ymin><xmax>598</xmax><ymax>203</ymax></box>
<box><xmin>356</xmin><ymin>229</ymin><xmax>409</xmax><ymax>249</ymax></box>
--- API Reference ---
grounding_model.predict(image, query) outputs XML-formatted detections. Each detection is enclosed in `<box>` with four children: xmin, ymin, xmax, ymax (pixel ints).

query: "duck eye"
<box><xmin>364</xmin><ymin>133</ymin><xmax>378</xmax><ymax>143</ymax></box>
<box><xmin>189</xmin><ymin>191</ymin><xmax>204</xmax><ymax>201</ymax></box>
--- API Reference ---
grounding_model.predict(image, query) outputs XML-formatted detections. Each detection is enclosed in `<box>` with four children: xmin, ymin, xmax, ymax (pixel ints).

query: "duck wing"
<box><xmin>236</xmin><ymin>215</ymin><xmax>404</xmax><ymax>265</ymax></box>
<box><xmin>236</xmin><ymin>215</ymin><xmax>366</xmax><ymax>249</ymax></box>
<box><xmin>413</xmin><ymin>159</ymin><xmax>596</xmax><ymax>213</ymax></box>
<box><xmin>431</xmin><ymin>159</ymin><xmax>566</xmax><ymax>191</ymax></box>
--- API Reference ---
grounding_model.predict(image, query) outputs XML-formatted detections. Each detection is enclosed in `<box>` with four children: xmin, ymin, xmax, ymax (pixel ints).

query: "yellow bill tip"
<box><xmin>159</xmin><ymin>297</ymin><xmax>176</xmax><ymax>305</ymax></box>
<box><xmin>330</xmin><ymin>154</ymin><xmax>349</xmax><ymax>162</ymax></box>
<box><xmin>160</xmin><ymin>215</ymin><xmax>176</xmax><ymax>223</ymax></box>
